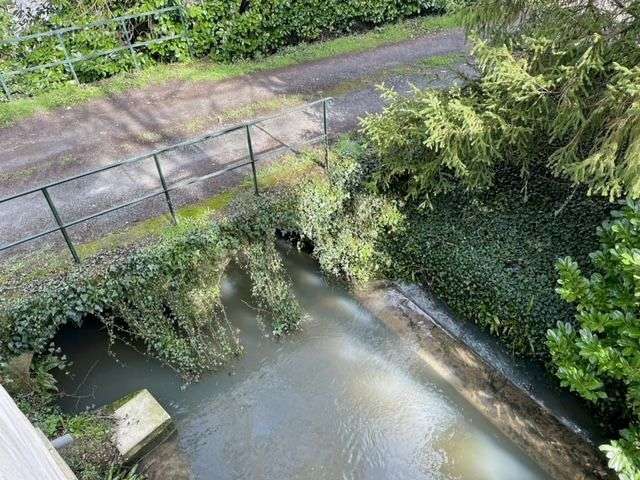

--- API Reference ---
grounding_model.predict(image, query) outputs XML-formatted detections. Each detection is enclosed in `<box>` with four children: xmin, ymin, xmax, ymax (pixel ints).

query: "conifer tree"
<box><xmin>362</xmin><ymin>0</ymin><xmax>640</xmax><ymax>201</ymax></box>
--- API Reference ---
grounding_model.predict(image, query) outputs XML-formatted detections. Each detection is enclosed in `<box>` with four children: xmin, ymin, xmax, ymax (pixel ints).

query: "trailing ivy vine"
<box><xmin>0</xmin><ymin>142</ymin><xmax>401</xmax><ymax>382</ymax></box>
<box><xmin>241</xmin><ymin>240</ymin><xmax>303</xmax><ymax>336</ymax></box>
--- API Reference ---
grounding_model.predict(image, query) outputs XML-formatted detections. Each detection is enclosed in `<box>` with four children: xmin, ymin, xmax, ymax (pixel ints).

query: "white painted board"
<box><xmin>0</xmin><ymin>385</ymin><xmax>76</xmax><ymax>480</ymax></box>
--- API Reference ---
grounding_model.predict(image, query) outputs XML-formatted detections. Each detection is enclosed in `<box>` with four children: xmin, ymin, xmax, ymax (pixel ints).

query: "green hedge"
<box><xmin>1</xmin><ymin>0</ymin><xmax>443</xmax><ymax>96</ymax></box>
<box><xmin>194</xmin><ymin>0</ymin><xmax>435</xmax><ymax>59</ymax></box>
<box><xmin>382</xmin><ymin>167</ymin><xmax>612</xmax><ymax>360</ymax></box>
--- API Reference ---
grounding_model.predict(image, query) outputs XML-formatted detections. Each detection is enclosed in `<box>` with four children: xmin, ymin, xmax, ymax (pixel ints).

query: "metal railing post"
<box><xmin>56</xmin><ymin>32</ymin><xmax>79</xmax><ymax>84</ymax></box>
<box><xmin>0</xmin><ymin>99</ymin><xmax>327</xmax><ymax>258</ymax></box>
<box><xmin>0</xmin><ymin>72</ymin><xmax>12</xmax><ymax>101</ymax></box>
<box><xmin>41</xmin><ymin>188</ymin><xmax>80</xmax><ymax>263</ymax></box>
<box><xmin>323</xmin><ymin>99</ymin><xmax>329</xmax><ymax>169</ymax></box>
<box><xmin>119</xmin><ymin>18</ymin><xmax>141</xmax><ymax>69</ymax></box>
<box><xmin>153</xmin><ymin>154</ymin><xmax>177</xmax><ymax>224</ymax></box>
<box><xmin>245</xmin><ymin>125</ymin><xmax>259</xmax><ymax>195</ymax></box>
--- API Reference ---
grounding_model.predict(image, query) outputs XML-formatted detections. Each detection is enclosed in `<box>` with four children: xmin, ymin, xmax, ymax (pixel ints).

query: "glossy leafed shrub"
<box><xmin>549</xmin><ymin>200</ymin><xmax>640</xmax><ymax>479</ymax></box>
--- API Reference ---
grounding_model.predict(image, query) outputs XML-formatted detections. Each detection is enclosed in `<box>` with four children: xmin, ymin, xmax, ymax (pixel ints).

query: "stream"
<box><xmin>56</xmin><ymin>245</ymin><xmax>550</xmax><ymax>480</ymax></box>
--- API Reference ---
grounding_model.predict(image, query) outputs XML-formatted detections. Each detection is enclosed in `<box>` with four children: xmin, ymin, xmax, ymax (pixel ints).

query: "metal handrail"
<box><xmin>1</xmin><ymin>7</ymin><xmax>182</xmax><ymax>45</ymax></box>
<box><xmin>2</xmin><ymin>35</ymin><xmax>184</xmax><ymax>76</ymax></box>
<box><xmin>0</xmin><ymin>98</ymin><xmax>332</xmax><ymax>263</ymax></box>
<box><xmin>0</xmin><ymin>5</ymin><xmax>189</xmax><ymax>100</ymax></box>
<box><xmin>0</xmin><ymin>97</ymin><xmax>330</xmax><ymax>203</ymax></box>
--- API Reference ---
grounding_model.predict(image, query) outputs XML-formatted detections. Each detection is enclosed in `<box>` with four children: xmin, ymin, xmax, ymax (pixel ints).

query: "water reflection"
<box><xmin>56</xmin><ymin>245</ymin><xmax>549</xmax><ymax>480</ymax></box>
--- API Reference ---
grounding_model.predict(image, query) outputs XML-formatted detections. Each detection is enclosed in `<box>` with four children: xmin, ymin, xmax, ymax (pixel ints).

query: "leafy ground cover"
<box><xmin>385</xmin><ymin>168</ymin><xmax>612</xmax><ymax>360</ymax></box>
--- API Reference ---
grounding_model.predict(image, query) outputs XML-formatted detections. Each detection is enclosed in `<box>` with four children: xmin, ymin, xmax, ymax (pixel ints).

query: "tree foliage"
<box><xmin>362</xmin><ymin>0</ymin><xmax>640</xmax><ymax>203</ymax></box>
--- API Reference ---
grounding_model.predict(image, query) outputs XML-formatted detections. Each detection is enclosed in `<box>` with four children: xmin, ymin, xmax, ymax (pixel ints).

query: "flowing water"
<box><xmin>57</xmin><ymin>245</ymin><xmax>550</xmax><ymax>480</ymax></box>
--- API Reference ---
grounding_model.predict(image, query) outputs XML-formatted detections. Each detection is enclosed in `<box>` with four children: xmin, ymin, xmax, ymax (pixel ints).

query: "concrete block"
<box><xmin>111</xmin><ymin>389</ymin><xmax>173</xmax><ymax>463</ymax></box>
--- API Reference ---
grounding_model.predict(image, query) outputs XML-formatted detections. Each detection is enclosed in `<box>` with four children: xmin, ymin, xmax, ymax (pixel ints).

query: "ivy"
<box><xmin>358</xmin><ymin>2</ymin><xmax>640</xmax><ymax>474</ymax></box>
<box><xmin>1</xmin><ymin>220</ymin><xmax>245</xmax><ymax>381</ymax></box>
<box><xmin>294</xmin><ymin>143</ymin><xmax>404</xmax><ymax>284</ymax></box>
<box><xmin>241</xmin><ymin>240</ymin><xmax>303</xmax><ymax>336</ymax></box>
<box><xmin>380</xmin><ymin>164</ymin><xmax>610</xmax><ymax>359</ymax></box>
<box><xmin>0</xmin><ymin>142</ymin><xmax>401</xmax><ymax>381</ymax></box>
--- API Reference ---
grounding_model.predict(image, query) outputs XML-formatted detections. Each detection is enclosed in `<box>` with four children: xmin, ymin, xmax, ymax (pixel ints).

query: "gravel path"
<box><xmin>0</xmin><ymin>28</ymin><xmax>468</xmax><ymax>261</ymax></box>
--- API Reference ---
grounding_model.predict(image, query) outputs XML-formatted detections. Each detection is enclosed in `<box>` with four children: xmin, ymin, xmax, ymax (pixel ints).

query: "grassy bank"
<box><xmin>0</xmin><ymin>14</ymin><xmax>460</xmax><ymax>127</ymax></box>
<box><xmin>1</xmin><ymin>352</ymin><xmax>124</xmax><ymax>479</ymax></box>
<box><xmin>0</xmin><ymin>153</ymin><xmax>320</xmax><ymax>289</ymax></box>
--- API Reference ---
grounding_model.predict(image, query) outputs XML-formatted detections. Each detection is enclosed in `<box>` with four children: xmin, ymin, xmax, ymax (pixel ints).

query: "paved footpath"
<box><xmin>0</xmin><ymin>29</ymin><xmax>467</xmax><ymax>259</ymax></box>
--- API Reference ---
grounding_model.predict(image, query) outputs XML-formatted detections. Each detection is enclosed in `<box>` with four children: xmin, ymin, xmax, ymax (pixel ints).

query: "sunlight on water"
<box><xmin>439</xmin><ymin>425</ymin><xmax>545</xmax><ymax>480</ymax></box>
<box><xmin>56</xmin><ymin>246</ymin><xmax>550</xmax><ymax>480</ymax></box>
<box><xmin>298</xmin><ymin>269</ymin><xmax>326</xmax><ymax>287</ymax></box>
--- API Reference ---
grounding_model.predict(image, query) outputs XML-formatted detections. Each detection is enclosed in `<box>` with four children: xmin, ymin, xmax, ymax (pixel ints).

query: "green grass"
<box><xmin>0</xmin><ymin>14</ymin><xmax>461</xmax><ymax>127</ymax></box>
<box><xmin>419</xmin><ymin>52</ymin><xmax>467</xmax><ymax>69</ymax></box>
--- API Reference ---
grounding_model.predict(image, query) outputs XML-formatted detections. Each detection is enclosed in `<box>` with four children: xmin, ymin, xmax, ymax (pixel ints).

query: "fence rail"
<box><xmin>0</xmin><ymin>98</ymin><xmax>332</xmax><ymax>263</ymax></box>
<box><xmin>0</xmin><ymin>5</ymin><xmax>189</xmax><ymax>100</ymax></box>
